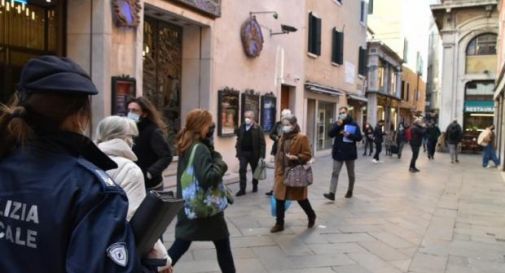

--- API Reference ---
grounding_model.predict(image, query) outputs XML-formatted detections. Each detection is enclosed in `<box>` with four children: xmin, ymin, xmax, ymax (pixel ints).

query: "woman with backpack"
<box><xmin>167</xmin><ymin>109</ymin><xmax>235</xmax><ymax>273</ymax></box>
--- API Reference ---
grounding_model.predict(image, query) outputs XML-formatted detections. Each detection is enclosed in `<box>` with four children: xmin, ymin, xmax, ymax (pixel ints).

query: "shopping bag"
<box><xmin>253</xmin><ymin>158</ymin><xmax>267</xmax><ymax>180</ymax></box>
<box><xmin>270</xmin><ymin>195</ymin><xmax>292</xmax><ymax>217</ymax></box>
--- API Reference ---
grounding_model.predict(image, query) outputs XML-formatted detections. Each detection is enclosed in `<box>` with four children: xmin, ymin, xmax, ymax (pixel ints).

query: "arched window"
<box><xmin>466</xmin><ymin>33</ymin><xmax>497</xmax><ymax>56</ymax></box>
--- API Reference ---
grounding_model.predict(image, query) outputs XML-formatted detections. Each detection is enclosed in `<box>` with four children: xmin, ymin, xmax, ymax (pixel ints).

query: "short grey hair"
<box><xmin>95</xmin><ymin>116</ymin><xmax>138</xmax><ymax>144</ymax></box>
<box><xmin>282</xmin><ymin>115</ymin><xmax>297</xmax><ymax>125</ymax></box>
<box><xmin>244</xmin><ymin>110</ymin><xmax>255</xmax><ymax>117</ymax></box>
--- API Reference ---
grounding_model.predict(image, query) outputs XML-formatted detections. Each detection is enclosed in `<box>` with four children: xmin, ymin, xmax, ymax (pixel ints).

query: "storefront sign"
<box><xmin>217</xmin><ymin>88</ymin><xmax>240</xmax><ymax>137</ymax></box>
<box><xmin>241</xmin><ymin>17</ymin><xmax>264</xmax><ymax>58</ymax></box>
<box><xmin>111</xmin><ymin>76</ymin><xmax>136</xmax><ymax>116</ymax></box>
<box><xmin>112</xmin><ymin>0</ymin><xmax>141</xmax><ymax>27</ymax></box>
<box><xmin>261</xmin><ymin>94</ymin><xmax>276</xmax><ymax>133</ymax></box>
<box><xmin>170</xmin><ymin>0</ymin><xmax>221</xmax><ymax>17</ymax></box>
<box><xmin>241</xmin><ymin>89</ymin><xmax>260</xmax><ymax>124</ymax></box>
<box><xmin>464</xmin><ymin>101</ymin><xmax>494</xmax><ymax>113</ymax></box>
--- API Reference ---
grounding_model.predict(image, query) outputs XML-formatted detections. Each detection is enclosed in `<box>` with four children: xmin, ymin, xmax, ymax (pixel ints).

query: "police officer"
<box><xmin>0</xmin><ymin>56</ymin><xmax>158</xmax><ymax>273</ymax></box>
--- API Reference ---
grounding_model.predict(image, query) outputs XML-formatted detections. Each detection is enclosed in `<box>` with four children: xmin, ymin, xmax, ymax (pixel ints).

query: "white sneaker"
<box><xmin>486</xmin><ymin>165</ymin><xmax>494</xmax><ymax>169</ymax></box>
<box><xmin>372</xmin><ymin>159</ymin><xmax>378</xmax><ymax>163</ymax></box>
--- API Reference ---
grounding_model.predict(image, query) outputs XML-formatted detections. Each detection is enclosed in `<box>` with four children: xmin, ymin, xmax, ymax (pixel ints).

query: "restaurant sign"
<box><xmin>464</xmin><ymin>100</ymin><xmax>494</xmax><ymax>113</ymax></box>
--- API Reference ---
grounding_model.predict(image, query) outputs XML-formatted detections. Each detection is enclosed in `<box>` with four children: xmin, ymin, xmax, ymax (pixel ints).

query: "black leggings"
<box><xmin>168</xmin><ymin>238</ymin><xmax>236</xmax><ymax>273</ymax></box>
<box><xmin>276</xmin><ymin>199</ymin><xmax>315</xmax><ymax>225</ymax></box>
<box><xmin>373</xmin><ymin>142</ymin><xmax>382</xmax><ymax>160</ymax></box>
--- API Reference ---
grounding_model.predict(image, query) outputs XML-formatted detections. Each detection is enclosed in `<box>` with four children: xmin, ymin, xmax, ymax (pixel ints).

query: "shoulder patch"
<box><xmin>107</xmin><ymin>242</ymin><xmax>128</xmax><ymax>267</ymax></box>
<box><xmin>95</xmin><ymin>169</ymin><xmax>116</xmax><ymax>187</ymax></box>
<box><xmin>76</xmin><ymin>158</ymin><xmax>119</xmax><ymax>189</ymax></box>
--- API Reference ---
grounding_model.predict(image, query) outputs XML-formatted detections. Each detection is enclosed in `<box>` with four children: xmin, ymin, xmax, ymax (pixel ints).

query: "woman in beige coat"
<box><xmin>271</xmin><ymin>115</ymin><xmax>316</xmax><ymax>233</ymax></box>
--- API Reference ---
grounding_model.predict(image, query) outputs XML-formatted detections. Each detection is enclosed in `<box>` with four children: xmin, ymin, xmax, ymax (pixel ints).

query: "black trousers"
<box><xmin>275</xmin><ymin>199</ymin><xmax>315</xmax><ymax>225</ymax></box>
<box><xmin>373</xmin><ymin>142</ymin><xmax>382</xmax><ymax>161</ymax></box>
<box><xmin>168</xmin><ymin>238</ymin><xmax>236</xmax><ymax>273</ymax></box>
<box><xmin>363</xmin><ymin>139</ymin><xmax>373</xmax><ymax>155</ymax></box>
<box><xmin>410</xmin><ymin>144</ymin><xmax>420</xmax><ymax>169</ymax></box>
<box><xmin>239</xmin><ymin>151</ymin><xmax>258</xmax><ymax>191</ymax></box>
<box><xmin>427</xmin><ymin>139</ymin><xmax>437</xmax><ymax>158</ymax></box>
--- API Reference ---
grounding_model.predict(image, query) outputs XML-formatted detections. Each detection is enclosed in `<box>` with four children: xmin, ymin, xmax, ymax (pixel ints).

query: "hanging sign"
<box><xmin>241</xmin><ymin>16</ymin><xmax>264</xmax><ymax>58</ymax></box>
<box><xmin>112</xmin><ymin>0</ymin><xmax>141</xmax><ymax>28</ymax></box>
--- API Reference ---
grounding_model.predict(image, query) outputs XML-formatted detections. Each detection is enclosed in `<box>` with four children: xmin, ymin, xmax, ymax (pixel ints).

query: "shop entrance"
<box><xmin>0</xmin><ymin>1</ymin><xmax>64</xmax><ymax>103</ymax></box>
<box><xmin>463</xmin><ymin>81</ymin><xmax>494</xmax><ymax>132</ymax></box>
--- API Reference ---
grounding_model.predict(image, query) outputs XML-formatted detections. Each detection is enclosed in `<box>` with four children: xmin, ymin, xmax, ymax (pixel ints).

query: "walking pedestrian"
<box><xmin>426</xmin><ymin>122</ymin><xmax>441</xmax><ymax>160</ymax></box>
<box><xmin>270</xmin><ymin>115</ymin><xmax>316</xmax><ymax>233</ymax></box>
<box><xmin>235</xmin><ymin>110</ymin><xmax>266</xmax><ymax>196</ymax></box>
<box><xmin>385</xmin><ymin>128</ymin><xmax>395</xmax><ymax>156</ymax></box>
<box><xmin>478</xmin><ymin>125</ymin><xmax>501</xmax><ymax>168</ymax></box>
<box><xmin>0</xmin><ymin>56</ymin><xmax>151</xmax><ymax>273</ymax></box>
<box><xmin>409</xmin><ymin>118</ymin><xmax>427</xmax><ymax>173</ymax></box>
<box><xmin>363</xmin><ymin>123</ymin><xmax>374</xmax><ymax>156</ymax></box>
<box><xmin>323</xmin><ymin>106</ymin><xmax>363</xmax><ymax>201</ymax></box>
<box><xmin>445</xmin><ymin>120</ymin><xmax>463</xmax><ymax>164</ymax></box>
<box><xmin>127</xmin><ymin>97</ymin><xmax>173</xmax><ymax>191</ymax></box>
<box><xmin>372</xmin><ymin>120</ymin><xmax>385</xmax><ymax>163</ymax></box>
<box><xmin>395</xmin><ymin>122</ymin><xmax>407</xmax><ymax>159</ymax></box>
<box><xmin>96</xmin><ymin>116</ymin><xmax>172</xmax><ymax>272</ymax></box>
<box><xmin>168</xmin><ymin>109</ymin><xmax>236</xmax><ymax>273</ymax></box>
<box><xmin>266</xmin><ymin>109</ymin><xmax>292</xmax><ymax>196</ymax></box>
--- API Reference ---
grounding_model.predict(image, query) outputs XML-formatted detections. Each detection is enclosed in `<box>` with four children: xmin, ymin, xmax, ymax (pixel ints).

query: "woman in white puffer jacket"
<box><xmin>96</xmin><ymin>116</ymin><xmax>172</xmax><ymax>273</ymax></box>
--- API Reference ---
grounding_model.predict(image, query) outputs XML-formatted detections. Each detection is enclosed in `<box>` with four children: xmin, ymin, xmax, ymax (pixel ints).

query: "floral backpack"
<box><xmin>180</xmin><ymin>144</ymin><xmax>230</xmax><ymax>219</ymax></box>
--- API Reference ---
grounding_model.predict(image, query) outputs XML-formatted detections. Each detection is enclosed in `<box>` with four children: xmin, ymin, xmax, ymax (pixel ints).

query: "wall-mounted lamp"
<box><xmin>249</xmin><ymin>11</ymin><xmax>278</xmax><ymax>19</ymax></box>
<box><xmin>270</xmin><ymin>24</ymin><xmax>297</xmax><ymax>36</ymax></box>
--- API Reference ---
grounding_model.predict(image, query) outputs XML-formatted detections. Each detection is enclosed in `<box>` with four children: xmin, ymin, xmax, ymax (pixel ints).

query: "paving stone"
<box><xmin>358</xmin><ymin>240</ymin><xmax>410</xmax><ymax>261</ymax></box>
<box><xmin>408</xmin><ymin>252</ymin><xmax>448</xmax><ymax>272</ymax></box>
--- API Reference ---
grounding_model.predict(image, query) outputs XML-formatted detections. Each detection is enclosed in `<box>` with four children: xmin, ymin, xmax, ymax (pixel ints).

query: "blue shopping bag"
<box><xmin>270</xmin><ymin>195</ymin><xmax>292</xmax><ymax>217</ymax></box>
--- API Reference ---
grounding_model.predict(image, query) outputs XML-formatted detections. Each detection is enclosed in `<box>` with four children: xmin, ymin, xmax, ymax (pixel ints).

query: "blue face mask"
<box><xmin>127</xmin><ymin>112</ymin><xmax>140</xmax><ymax>123</ymax></box>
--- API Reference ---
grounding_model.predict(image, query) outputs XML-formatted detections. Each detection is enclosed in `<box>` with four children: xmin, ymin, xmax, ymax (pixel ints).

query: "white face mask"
<box><xmin>127</xmin><ymin>112</ymin><xmax>140</xmax><ymax>123</ymax></box>
<box><xmin>125</xmin><ymin>136</ymin><xmax>134</xmax><ymax>148</ymax></box>
<box><xmin>282</xmin><ymin>125</ymin><xmax>293</xmax><ymax>133</ymax></box>
<box><xmin>244</xmin><ymin>118</ymin><xmax>252</xmax><ymax>125</ymax></box>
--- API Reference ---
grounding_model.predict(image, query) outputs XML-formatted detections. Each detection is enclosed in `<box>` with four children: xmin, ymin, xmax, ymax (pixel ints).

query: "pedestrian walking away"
<box><xmin>478</xmin><ymin>125</ymin><xmax>500</xmax><ymax>168</ymax></box>
<box><xmin>235</xmin><ymin>110</ymin><xmax>266</xmax><ymax>196</ymax></box>
<box><xmin>96</xmin><ymin>116</ymin><xmax>172</xmax><ymax>272</ymax></box>
<box><xmin>270</xmin><ymin>115</ymin><xmax>316</xmax><ymax>233</ymax></box>
<box><xmin>127</xmin><ymin>97</ymin><xmax>173</xmax><ymax>191</ymax></box>
<box><xmin>409</xmin><ymin>118</ymin><xmax>427</xmax><ymax>173</ymax></box>
<box><xmin>385</xmin><ymin>128</ymin><xmax>395</xmax><ymax>156</ymax></box>
<box><xmin>395</xmin><ymin>122</ymin><xmax>407</xmax><ymax>159</ymax></box>
<box><xmin>445</xmin><ymin>120</ymin><xmax>463</xmax><ymax>164</ymax></box>
<box><xmin>373</xmin><ymin>120</ymin><xmax>385</xmax><ymax>163</ymax></box>
<box><xmin>0</xmin><ymin>56</ymin><xmax>154</xmax><ymax>273</ymax></box>
<box><xmin>266</xmin><ymin>108</ymin><xmax>292</xmax><ymax>196</ymax></box>
<box><xmin>363</xmin><ymin>123</ymin><xmax>374</xmax><ymax>156</ymax></box>
<box><xmin>168</xmin><ymin>109</ymin><xmax>236</xmax><ymax>273</ymax></box>
<box><xmin>323</xmin><ymin>106</ymin><xmax>363</xmax><ymax>201</ymax></box>
<box><xmin>426</xmin><ymin>122</ymin><xmax>441</xmax><ymax>160</ymax></box>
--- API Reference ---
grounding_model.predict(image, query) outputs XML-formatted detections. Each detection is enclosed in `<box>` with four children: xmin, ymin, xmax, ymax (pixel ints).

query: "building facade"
<box><xmin>366</xmin><ymin>41</ymin><xmax>402</xmax><ymax>130</ymax></box>
<box><xmin>431</xmin><ymin>0</ymin><xmax>499</xmax><ymax>134</ymax></box>
<box><xmin>426</xmin><ymin>19</ymin><xmax>443</xmax><ymax>116</ymax></box>
<box><xmin>400</xmin><ymin>65</ymin><xmax>427</xmax><ymax>126</ymax></box>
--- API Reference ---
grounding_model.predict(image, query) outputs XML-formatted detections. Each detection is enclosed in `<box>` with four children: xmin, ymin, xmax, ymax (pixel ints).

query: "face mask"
<box><xmin>339</xmin><ymin>113</ymin><xmax>348</xmax><ymax>120</ymax></box>
<box><xmin>244</xmin><ymin>118</ymin><xmax>252</xmax><ymax>125</ymax></box>
<box><xmin>125</xmin><ymin>137</ymin><xmax>134</xmax><ymax>148</ymax></box>
<box><xmin>206</xmin><ymin>125</ymin><xmax>215</xmax><ymax>139</ymax></box>
<box><xmin>127</xmin><ymin>112</ymin><xmax>140</xmax><ymax>123</ymax></box>
<box><xmin>282</xmin><ymin>125</ymin><xmax>293</xmax><ymax>133</ymax></box>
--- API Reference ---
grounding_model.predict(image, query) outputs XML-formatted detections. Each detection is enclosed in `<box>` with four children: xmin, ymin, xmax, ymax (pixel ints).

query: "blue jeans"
<box><xmin>482</xmin><ymin>144</ymin><xmax>500</xmax><ymax>167</ymax></box>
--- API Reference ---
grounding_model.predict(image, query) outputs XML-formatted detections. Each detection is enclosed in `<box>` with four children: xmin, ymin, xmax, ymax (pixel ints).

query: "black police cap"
<box><xmin>16</xmin><ymin>55</ymin><xmax>99</xmax><ymax>96</ymax></box>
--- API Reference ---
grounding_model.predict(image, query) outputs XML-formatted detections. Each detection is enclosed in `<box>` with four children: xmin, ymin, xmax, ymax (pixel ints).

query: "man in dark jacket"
<box><xmin>445</xmin><ymin>120</ymin><xmax>463</xmax><ymax>164</ymax></box>
<box><xmin>372</xmin><ymin>120</ymin><xmax>385</xmax><ymax>163</ymax></box>
<box><xmin>409</xmin><ymin>118</ymin><xmax>427</xmax><ymax>172</ymax></box>
<box><xmin>235</xmin><ymin>111</ymin><xmax>266</xmax><ymax>196</ymax></box>
<box><xmin>323</xmin><ymin>106</ymin><xmax>363</xmax><ymax>200</ymax></box>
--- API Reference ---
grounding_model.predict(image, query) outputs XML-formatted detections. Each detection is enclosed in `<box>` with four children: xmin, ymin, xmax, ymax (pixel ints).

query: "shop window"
<box><xmin>308</xmin><ymin>12</ymin><xmax>321</xmax><ymax>56</ymax></box>
<box><xmin>143</xmin><ymin>17</ymin><xmax>182</xmax><ymax>152</ymax></box>
<box><xmin>331</xmin><ymin>29</ymin><xmax>344</xmax><ymax>65</ymax></box>
<box><xmin>317</xmin><ymin>102</ymin><xmax>335</xmax><ymax>151</ymax></box>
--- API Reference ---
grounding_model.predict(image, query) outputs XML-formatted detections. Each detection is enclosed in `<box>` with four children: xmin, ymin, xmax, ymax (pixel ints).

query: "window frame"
<box><xmin>308</xmin><ymin>12</ymin><xmax>322</xmax><ymax>56</ymax></box>
<box><xmin>466</xmin><ymin>33</ymin><xmax>497</xmax><ymax>56</ymax></box>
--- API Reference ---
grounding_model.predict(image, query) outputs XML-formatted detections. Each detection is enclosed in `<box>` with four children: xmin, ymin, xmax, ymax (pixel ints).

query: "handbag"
<box><xmin>253</xmin><ymin>158</ymin><xmax>267</xmax><ymax>180</ymax></box>
<box><xmin>283</xmin><ymin>164</ymin><xmax>313</xmax><ymax>187</ymax></box>
<box><xmin>180</xmin><ymin>144</ymin><xmax>230</xmax><ymax>220</ymax></box>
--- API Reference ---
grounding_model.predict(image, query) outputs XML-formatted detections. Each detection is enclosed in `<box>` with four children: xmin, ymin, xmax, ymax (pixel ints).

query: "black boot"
<box><xmin>252</xmin><ymin>184</ymin><xmax>258</xmax><ymax>193</ymax></box>
<box><xmin>323</xmin><ymin>193</ymin><xmax>335</xmax><ymax>201</ymax></box>
<box><xmin>270</xmin><ymin>224</ymin><xmax>284</xmax><ymax>233</ymax></box>
<box><xmin>345</xmin><ymin>191</ymin><xmax>353</xmax><ymax>198</ymax></box>
<box><xmin>308</xmin><ymin>215</ymin><xmax>316</xmax><ymax>228</ymax></box>
<box><xmin>236</xmin><ymin>190</ymin><xmax>246</xmax><ymax>197</ymax></box>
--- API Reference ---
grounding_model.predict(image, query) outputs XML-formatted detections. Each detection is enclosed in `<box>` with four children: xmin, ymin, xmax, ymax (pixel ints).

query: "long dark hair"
<box><xmin>127</xmin><ymin>97</ymin><xmax>168</xmax><ymax>135</ymax></box>
<box><xmin>0</xmin><ymin>93</ymin><xmax>91</xmax><ymax>158</ymax></box>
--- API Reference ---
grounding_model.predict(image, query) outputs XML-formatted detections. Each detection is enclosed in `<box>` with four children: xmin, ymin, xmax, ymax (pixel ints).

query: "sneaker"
<box><xmin>486</xmin><ymin>165</ymin><xmax>494</xmax><ymax>169</ymax></box>
<box><xmin>323</xmin><ymin>193</ymin><xmax>335</xmax><ymax>201</ymax></box>
<box><xmin>265</xmin><ymin>191</ymin><xmax>273</xmax><ymax>196</ymax></box>
<box><xmin>235</xmin><ymin>190</ymin><xmax>246</xmax><ymax>197</ymax></box>
<box><xmin>409</xmin><ymin>168</ymin><xmax>419</xmax><ymax>173</ymax></box>
<box><xmin>345</xmin><ymin>191</ymin><xmax>353</xmax><ymax>198</ymax></box>
<box><xmin>270</xmin><ymin>224</ymin><xmax>284</xmax><ymax>233</ymax></box>
<box><xmin>372</xmin><ymin>159</ymin><xmax>378</xmax><ymax>163</ymax></box>
<box><xmin>455</xmin><ymin>160</ymin><xmax>460</xmax><ymax>163</ymax></box>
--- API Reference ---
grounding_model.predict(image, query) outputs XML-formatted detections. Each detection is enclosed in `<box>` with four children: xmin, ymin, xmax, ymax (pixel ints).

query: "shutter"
<box><xmin>358</xmin><ymin>47</ymin><xmax>367</xmax><ymax>76</ymax></box>
<box><xmin>314</xmin><ymin>17</ymin><xmax>322</xmax><ymax>55</ymax></box>
<box><xmin>308</xmin><ymin>13</ymin><xmax>314</xmax><ymax>53</ymax></box>
<box><xmin>337</xmin><ymin>31</ymin><xmax>344</xmax><ymax>64</ymax></box>
<box><xmin>331</xmin><ymin>29</ymin><xmax>338</xmax><ymax>63</ymax></box>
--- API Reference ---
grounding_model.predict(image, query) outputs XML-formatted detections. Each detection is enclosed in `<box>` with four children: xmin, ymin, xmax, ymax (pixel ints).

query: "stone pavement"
<box><xmin>162</xmin><ymin>148</ymin><xmax>505</xmax><ymax>273</ymax></box>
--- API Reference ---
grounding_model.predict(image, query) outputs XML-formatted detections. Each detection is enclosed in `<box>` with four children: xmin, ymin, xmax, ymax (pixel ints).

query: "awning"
<box><xmin>366</xmin><ymin>91</ymin><xmax>401</xmax><ymax>101</ymax></box>
<box><xmin>305</xmin><ymin>82</ymin><xmax>344</xmax><ymax>97</ymax></box>
<box><xmin>347</xmin><ymin>94</ymin><xmax>368</xmax><ymax>102</ymax></box>
<box><xmin>464</xmin><ymin>101</ymin><xmax>495</xmax><ymax>113</ymax></box>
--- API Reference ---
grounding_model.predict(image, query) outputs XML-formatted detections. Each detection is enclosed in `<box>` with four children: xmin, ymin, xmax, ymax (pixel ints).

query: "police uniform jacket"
<box><xmin>0</xmin><ymin>131</ymin><xmax>144</xmax><ymax>273</ymax></box>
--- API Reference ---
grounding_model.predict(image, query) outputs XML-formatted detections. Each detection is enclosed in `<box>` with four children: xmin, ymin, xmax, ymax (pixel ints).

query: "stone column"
<box><xmin>367</xmin><ymin>93</ymin><xmax>378</xmax><ymax>126</ymax></box>
<box><xmin>439</xmin><ymin>32</ymin><xmax>457</xmax><ymax>131</ymax></box>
